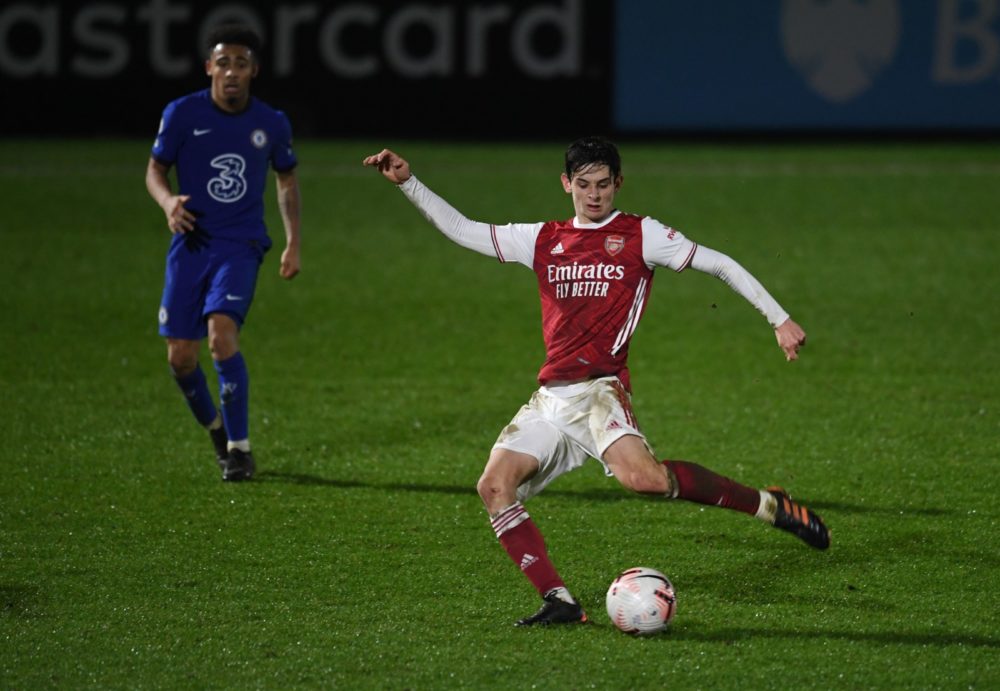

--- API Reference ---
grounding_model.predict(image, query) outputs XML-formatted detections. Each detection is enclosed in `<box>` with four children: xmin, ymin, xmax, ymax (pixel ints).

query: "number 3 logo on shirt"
<box><xmin>207</xmin><ymin>154</ymin><xmax>247</xmax><ymax>203</ymax></box>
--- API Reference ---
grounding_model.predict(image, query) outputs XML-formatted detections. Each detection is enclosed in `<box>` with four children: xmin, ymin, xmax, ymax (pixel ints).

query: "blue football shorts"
<box><xmin>158</xmin><ymin>234</ymin><xmax>267</xmax><ymax>339</ymax></box>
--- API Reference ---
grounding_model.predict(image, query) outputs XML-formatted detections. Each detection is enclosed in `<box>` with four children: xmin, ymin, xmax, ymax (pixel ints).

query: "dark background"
<box><xmin>1</xmin><ymin>0</ymin><xmax>612</xmax><ymax>138</ymax></box>
<box><xmin>2</xmin><ymin>0</ymin><xmax>998</xmax><ymax>139</ymax></box>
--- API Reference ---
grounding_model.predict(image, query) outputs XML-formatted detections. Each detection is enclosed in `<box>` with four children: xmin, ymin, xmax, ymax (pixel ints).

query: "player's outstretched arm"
<box><xmin>362</xmin><ymin>148</ymin><xmax>529</xmax><ymax>260</ymax></box>
<box><xmin>145</xmin><ymin>157</ymin><xmax>195</xmax><ymax>234</ymax></box>
<box><xmin>775</xmin><ymin>318</ymin><xmax>806</xmax><ymax>361</ymax></box>
<box><xmin>688</xmin><ymin>245</ymin><xmax>806</xmax><ymax>362</ymax></box>
<box><xmin>362</xmin><ymin>149</ymin><xmax>412</xmax><ymax>185</ymax></box>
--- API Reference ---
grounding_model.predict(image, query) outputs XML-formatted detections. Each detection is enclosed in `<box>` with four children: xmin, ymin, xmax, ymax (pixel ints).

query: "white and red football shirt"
<box><xmin>519</xmin><ymin>212</ymin><xmax>694</xmax><ymax>388</ymax></box>
<box><xmin>399</xmin><ymin>175</ymin><xmax>786</xmax><ymax>390</ymax></box>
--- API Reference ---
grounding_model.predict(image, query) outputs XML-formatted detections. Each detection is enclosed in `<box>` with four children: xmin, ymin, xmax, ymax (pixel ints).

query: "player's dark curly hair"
<box><xmin>565</xmin><ymin>136</ymin><xmax>621</xmax><ymax>180</ymax></box>
<box><xmin>206</xmin><ymin>24</ymin><xmax>262</xmax><ymax>58</ymax></box>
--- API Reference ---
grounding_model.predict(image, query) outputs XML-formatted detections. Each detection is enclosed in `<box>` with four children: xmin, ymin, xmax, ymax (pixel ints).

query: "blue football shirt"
<box><xmin>151</xmin><ymin>89</ymin><xmax>297</xmax><ymax>243</ymax></box>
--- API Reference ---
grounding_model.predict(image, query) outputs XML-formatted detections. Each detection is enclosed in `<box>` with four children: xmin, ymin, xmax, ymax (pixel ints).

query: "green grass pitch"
<box><xmin>1</xmin><ymin>138</ymin><xmax>998</xmax><ymax>688</ymax></box>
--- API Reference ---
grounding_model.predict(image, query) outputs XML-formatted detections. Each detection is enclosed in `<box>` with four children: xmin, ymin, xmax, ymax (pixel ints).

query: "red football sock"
<box><xmin>491</xmin><ymin>502</ymin><xmax>564</xmax><ymax>597</ymax></box>
<box><xmin>662</xmin><ymin>459</ymin><xmax>761</xmax><ymax>515</ymax></box>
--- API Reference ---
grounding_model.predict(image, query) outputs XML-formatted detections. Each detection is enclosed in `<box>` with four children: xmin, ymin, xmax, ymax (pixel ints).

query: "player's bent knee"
<box><xmin>617</xmin><ymin>465</ymin><xmax>671</xmax><ymax>496</ymax></box>
<box><xmin>476</xmin><ymin>469</ymin><xmax>524</xmax><ymax>514</ymax></box>
<box><xmin>166</xmin><ymin>343</ymin><xmax>198</xmax><ymax>377</ymax></box>
<box><xmin>207</xmin><ymin>333</ymin><xmax>238</xmax><ymax>360</ymax></box>
<box><xmin>477</xmin><ymin>449</ymin><xmax>538</xmax><ymax>512</ymax></box>
<box><xmin>207</xmin><ymin>314</ymin><xmax>240</xmax><ymax>360</ymax></box>
<box><xmin>476</xmin><ymin>472</ymin><xmax>505</xmax><ymax>503</ymax></box>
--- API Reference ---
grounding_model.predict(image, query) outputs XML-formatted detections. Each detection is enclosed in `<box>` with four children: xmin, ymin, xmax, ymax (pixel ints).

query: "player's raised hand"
<box><xmin>775</xmin><ymin>318</ymin><xmax>807</xmax><ymax>361</ymax></box>
<box><xmin>163</xmin><ymin>194</ymin><xmax>196</xmax><ymax>234</ymax></box>
<box><xmin>363</xmin><ymin>149</ymin><xmax>411</xmax><ymax>184</ymax></box>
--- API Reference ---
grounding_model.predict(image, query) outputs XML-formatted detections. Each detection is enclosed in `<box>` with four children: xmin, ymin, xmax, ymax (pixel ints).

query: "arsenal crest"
<box><xmin>604</xmin><ymin>235</ymin><xmax>625</xmax><ymax>256</ymax></box>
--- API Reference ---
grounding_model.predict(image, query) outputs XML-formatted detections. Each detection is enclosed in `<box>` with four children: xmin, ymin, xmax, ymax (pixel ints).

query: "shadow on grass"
<box><xmin>653</xmin><ymin>624</ymin><xmax>1000</xmax><ymax>649</ymax></box>
<box><xmin>256</xmin><ymin>470</ymin><xmax>632</xmax><ymax>503</ymax></box>
<box><xmin>0</xmin><ymin>584</ymin><xmax>40</xmax><ymax>619</ymax></box>
<box><xmin>256</xmin><ymin>471</ymin><xmax>955</xmax><ymax>516</ymax></box>
<box><xmin>806</xmin><ymin>499</ymin><xmax>951</xmax><ymax>517</ymax></box>
<box><xmin>508</xmin><ymin>616</ymin><xmax>1000</xmax><ymax>650</ymax></box>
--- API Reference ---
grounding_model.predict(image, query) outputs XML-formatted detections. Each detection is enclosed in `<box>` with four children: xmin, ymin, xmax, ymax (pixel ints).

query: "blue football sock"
<box><xmin>173</xmin><ymin>364</ymin><xmax>218</xmax><ymax>427</ymax></box>
<box><xmin>214</xmin><ymin>352</ymin><xmax>249</xmax><ymax>443</ymax></box>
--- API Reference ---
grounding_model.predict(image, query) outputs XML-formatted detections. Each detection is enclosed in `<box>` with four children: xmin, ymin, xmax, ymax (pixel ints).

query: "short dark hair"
<box><xmin>206</xmin><ymin>24</ymin><xmax>262</xmax><ymax>59</ymax></box>
<box><xmin>565</xmin><ymin>136</ymin><xmax>621</xmax><ymax>180</ymax></box>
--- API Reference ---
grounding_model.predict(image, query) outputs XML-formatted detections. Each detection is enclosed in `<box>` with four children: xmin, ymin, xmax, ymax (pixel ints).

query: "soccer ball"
<box><xmin>606</xmin><ymin>567</ymin><xmax>677</xmax><ymax>635</ymax></box>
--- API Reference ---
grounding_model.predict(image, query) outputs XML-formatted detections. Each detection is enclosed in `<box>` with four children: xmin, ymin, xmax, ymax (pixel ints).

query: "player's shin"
<box><xmin>490</xmin><ymin>502</ymin><xmax>574</xmax><ymax>603</ymax></box>
<box><xmin>214</xmin><ymin>352</ymin><xmax>249</xmax><ymax>448</ymax></box>
<box><xmin>661</xmin><ymin>459</ymin><xmax>762</xmax><ymax>516</ymax></box>
<box><xmin>172</xmin><ymin>364</ymin><xmax>218</xmax><ymax>426</ymax></box>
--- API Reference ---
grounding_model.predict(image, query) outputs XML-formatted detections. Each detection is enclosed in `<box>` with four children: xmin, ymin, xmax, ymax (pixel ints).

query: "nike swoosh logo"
<box><xmin>225</xmin><ymin>294</ymin><xmax>244</xmax><ymax>301</ymax></box>
<box><xmin>193</xmin><ymin>128</ymin><xmax>211</xmax><ymax>136</ymax></box>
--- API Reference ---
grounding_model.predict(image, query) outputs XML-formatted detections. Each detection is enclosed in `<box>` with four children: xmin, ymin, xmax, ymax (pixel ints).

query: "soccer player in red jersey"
<box><xmin>364</xmin><ymin>138</ymin><xmax>830</xmax><ymax>626</ymax></box>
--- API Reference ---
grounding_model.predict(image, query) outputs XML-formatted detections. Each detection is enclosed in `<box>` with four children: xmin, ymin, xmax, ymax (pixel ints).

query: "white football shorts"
<box><xmin>492</xmin><ymin>376</ymin><xmax>649</xmax><ymax>502</ymax></box>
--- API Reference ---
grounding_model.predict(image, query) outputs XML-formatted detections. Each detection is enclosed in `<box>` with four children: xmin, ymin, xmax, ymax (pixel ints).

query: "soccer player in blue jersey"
<box><xmin>145</xmin><ymin>24</ymin><xmax>301</xmax><ymax>481</ymax></box>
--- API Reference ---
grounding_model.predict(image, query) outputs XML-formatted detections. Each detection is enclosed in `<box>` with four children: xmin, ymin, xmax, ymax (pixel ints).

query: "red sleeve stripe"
<box><xmin>675</xmin><ymin>242</ymin><xmax>698</xmax><ymax>272</ymax></box>
<box><xmin>490</xmin><ymin>224</ymin><xmax>505</xmax><ymax>263</ymax></box>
